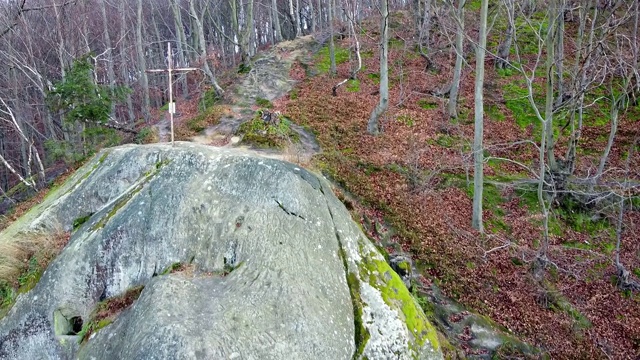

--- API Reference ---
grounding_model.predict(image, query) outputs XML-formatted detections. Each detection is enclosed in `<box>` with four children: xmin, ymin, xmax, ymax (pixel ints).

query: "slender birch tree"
<box><xmin>367</xmin><ymin>0</ymin><xmax>389</xmax><ymax>135</ymax></box>
<box><xmin>472</xmin><ymin>0</ymin><xmax>489</xmax><ymax>232</ymax></box>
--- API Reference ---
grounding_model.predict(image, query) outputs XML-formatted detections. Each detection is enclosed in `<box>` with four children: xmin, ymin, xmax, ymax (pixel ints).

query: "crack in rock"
<box><xmin>273</xmin><ymin>199</ymin><xmax>306</xmax><ymax>220</ymax></box>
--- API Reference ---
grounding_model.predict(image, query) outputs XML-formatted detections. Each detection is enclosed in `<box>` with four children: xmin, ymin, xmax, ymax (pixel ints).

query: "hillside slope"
<box><xmin>271</xmin><ymin>12</ymin><xmax>640</xmax><ymax>360</ymax></box>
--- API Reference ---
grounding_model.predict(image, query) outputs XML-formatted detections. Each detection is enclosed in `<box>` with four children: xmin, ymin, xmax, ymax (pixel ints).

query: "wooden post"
<box><xmin>147</xmin><ymin>42</ymin><xmax>198</xmax><ymax>146</ymax></box>
<box><xmin>168</xmin><ymin>42</ymin><xmax>174</xmax><ymax>145</ymax></box>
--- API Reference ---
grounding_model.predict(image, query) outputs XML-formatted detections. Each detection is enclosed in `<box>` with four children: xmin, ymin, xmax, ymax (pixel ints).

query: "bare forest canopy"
<box><xmin>0</xmin><ymin>0</ymin><xmax>325</xmax><ymax>193</ymax></box>
<box><xmin>1</xmin><ymin>0</ymin><xmax>640</xmax><ymax>357</ymax></box>
<box><xmin>0</xmin><ymin>0</ymin><xmax>636</xmax><ymax>193</ymax></box>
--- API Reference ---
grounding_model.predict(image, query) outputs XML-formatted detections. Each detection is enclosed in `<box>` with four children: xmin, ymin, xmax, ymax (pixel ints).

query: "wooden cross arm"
<box><xmin>146</xmin><ymin>67</ymin><xmax>200</xmax><ymax>73</ymax></box>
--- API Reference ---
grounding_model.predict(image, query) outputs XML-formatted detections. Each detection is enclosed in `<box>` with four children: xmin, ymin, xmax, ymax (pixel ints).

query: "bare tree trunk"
<box><xmin>231</xmin><ymin>0</ymin><xmax>254</xmax><ymax>70</ymax></box>
<box><xmin>531</xmin><ymin>0</ymin><xmax>561</xmax><ymax>265</ymax></box>
<box><xmin>171</xmin><ymin>0</ymin><xmax>189</xmax><ymax>96</ymax></box>
<box><xmin>329</xmin><ymin>0</ymin><xmax>337</xmax><ymax>76</ymax></box>
<box><xmin>295</xmin><ymin>0</ymin><xmax>302</xmax><ymax>36</ymax></box>
<box><xmin>189</xmin><ymin>0</ymin><xmax>224</xmax><ymax>95</ymax></box>
<box><xmin>496</xmin><ymin>0</ymin><xmax>515</xmax><ymax>69</ymax></box>
<box><xmin>151</xmin><ymin>15</ymin><xmax>165</xmax><ymax>109</ymax></box>
<box><xmin>564</xmin><ymin>0</ymin><xmax>587</xmax><ymax>172</ymax></box>
<box><xmin>333</xmin><ymin>11</ymin><xmax>362</xmax><ymax>95</ymax></box>
<box><xmin>413</xmin><ymin>0</ymin><xmax>422</xmax><ymax>27</ymax></box>
<box><xmin>0</xmin><ymin>97</ymin><xmax>45</xmax><ymax>188</ymax></box>
<box><xmin>120</xmin><ymin>0</ymin><xmax>135</xmax><ymax>123</ymax></box>
<box><xmin>10</xmin><ymin>68</ymin><xmax>29</xmax><ymax>180</ymax></box>
<box><xmin>52</xmin><ymin>0</ymin><xmax>69</xmax><ymax>142</ymax></box>
<box><xmin>615</xmin><ymin>195</ymin><xmax>625</xmax><ymax>268</ymax></box>
<box><xmin>545</xmin><ymin>0</ymin><xmax>558</xmax><ymax>173</ymax></box>
<box><xmin>448</xmin><ymin>0</ymin><xmax>465</xmax><ymax>118</ymax></box>
<box><xmin>565</xmin><ymin>0</ymin><xmax>597</xmax><ymax>174</ymax></box>
<box><xmin>418</xmin><ymin>0</ymin><xmax>432</xmax><ymax>65</ymax></box>
<box><xmin>99</xmin><ymin>0</ymin><xmax>116</xmax><ymax>112</ymax></box>
<box><xmin>554</xmin><ymin>0</ymin><xmax>565</xmax><ymax>108</ymax></box>
<box><xmin>535</xmin><ymin>118</ymin><xmax>551</xmax><ymax>269</ymax></box>
<box><xmin>136</xmin><ymin>0</ymin><xmax>151</xmax><ymax>122</ymax></box>
<box><xmin>229</xmin><ymin>0</ymin><xmax>241</xmax><ymax>61</ymax></box>
<box><xmin>614</xmin><ymin>137</ymin><xmax>640</xmax><ymax>291</ymax></box>
<box><xmin>79</xmin><ymin>0</ymin><xmax>91</xmax><ymax>55</ymax></box>
<box><xmin>472</xmin><ymin>0</ymin><xmax>488</xmax><ymax>232</ymax></box>
<box><xmin>367</xmin><ymin>0</ymin><xmax>389</xmax><ymax>135</ymax></box>
<box><xmin>317</xmin><ymin>0</ymin><xmax>323</xmax><ymax>30</ymax></box>
<box><xmin>0</xmin><ymin>134</ymin><xmax>8</xmax><ymax>192</ymax></box>
<box><xmin>595</xmin><ymin>99</ymin><xmax>619</xmax><ymax>182</ymax></box>
<box><xmin>272</xmin><ymin>0</ymin><xmax>283</xmax><ymax>42</ymax></box>
<box><xmin>310</xmin><ymin>0</ymin><xmax>316</xmax><ymax>33</ymax></box>
<box><xmin>52</xmin><ymin>0</ymin><xmax>67</xmax><ymax>79</ymax></box>
<box><xmin>288</xmin><ymin>0</ymin><xmax>299</xmax><ymax>38</ymax></box>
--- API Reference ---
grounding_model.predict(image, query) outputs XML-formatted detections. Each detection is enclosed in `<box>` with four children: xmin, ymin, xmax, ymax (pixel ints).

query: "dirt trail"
<box><xmin>156</xmin><ymin>116</ymin><xmax>171</xmax><ymax>142</ymax></box>
<box><xmin>190</xmin><ymin>35</ymin><xmax>320</xmax><ymax>162</ymax></box>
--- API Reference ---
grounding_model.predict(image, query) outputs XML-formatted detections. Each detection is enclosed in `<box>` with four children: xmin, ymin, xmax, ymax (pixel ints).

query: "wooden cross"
<box><xmin>147</xmin><ymin>42</ymin><xmax>199</xmax><ymax>146</ymax></box>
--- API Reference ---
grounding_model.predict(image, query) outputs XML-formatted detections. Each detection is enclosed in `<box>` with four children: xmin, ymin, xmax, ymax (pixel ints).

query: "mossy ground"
<box><xmin>175</xmin><ymin>105</ymin><xmax>226</xmax><ymax>140</ymax></box>
<box><xmin>238</xmin><ymin>112</ymin><xmax>300</xmax><ymax>149</ymax></box>
<box><xmin>315</xmin><ymin>45</ymin><xmax>350</xmax><ymax>74</ymax></box>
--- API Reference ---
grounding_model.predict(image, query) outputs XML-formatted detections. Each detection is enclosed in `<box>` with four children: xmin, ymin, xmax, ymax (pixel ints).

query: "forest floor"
<box><xmin>265</xmin><ymin>12</ymin><xmax>639</xmax><ymax>360</ymax></box>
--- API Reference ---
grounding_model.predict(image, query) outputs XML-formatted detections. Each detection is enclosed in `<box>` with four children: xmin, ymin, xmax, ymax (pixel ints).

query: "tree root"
<box><xmin>616</xmin><ymin>264</ymin><xmax>640</xmax><ymax>292</ymax></box>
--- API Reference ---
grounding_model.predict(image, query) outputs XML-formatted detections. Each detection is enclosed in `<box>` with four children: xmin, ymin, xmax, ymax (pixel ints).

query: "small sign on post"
<box><xmin>147</xmin><ymin>42</ymin><xmax>199</xmax><ymax>146</ymax></box>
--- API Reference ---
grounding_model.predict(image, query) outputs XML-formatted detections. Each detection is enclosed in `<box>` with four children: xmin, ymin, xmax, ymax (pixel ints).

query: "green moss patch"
<box><xmin>315</xmin><ymin>45</ymin><xmax>350</xmax><ymax>74</ymax></box>
<box><xmin>358</xmin><ymin>252</ymin><xmax>439</xmax><ymax>351</ymax></box>
<box><xmin>134</xmin><ymin>127</ymin><xmax>159</xmax><ymax>144</ymax></box>
<box><xmin>346</xmin><ymin>79</ymin><xmax>360</xmax><ymax>92</ymax></box>
<box><xmin>255</xmin><ymin>97</ymin><xmax>273</xmax><ymax>108</ymax></box>
<box><xmin>198</xmin><ymin>89</ymin><xmax>221</xmax><ymax>111</ymax></box>
<box><xmin>238</xmin><ymin>112</ymin><xmax>299</xmax><ymax>149</ymax></box>
<box><xmin>396</xmin><ymin>114</ymin><xmax>415</xmax><ymax>127</ymax></box>
<box><xmin>161</xmin><ymin>262</ymin><xmax>186</xmax><ymax>275</ymax></box>
<box><xmin>72</xmin><ymin>214</ymin><xmax>93</xmax><ymax>231</ymax></box>
<box><xmin>417</xmin><ymin>99</ymin><xmax>438</xmax><ymax>110</ymax></box>
<box><xmin>503</xmin><ymin>82</ymin><xmax>539</xmax><ymax>129</ymax></box>
<box><xmin>367</xmin><ymin>72</ymin><xmax>380</xmax><ymax>84</ymax></box>
<box><xmin>486</xmin><ymin>104</ymin><xmax>506</xmax><ymax>122</ymax></box>
<box><xmin>346</xmin><ymin>271</ymin><xmax>370</xmax><ymax>357</ymax></box>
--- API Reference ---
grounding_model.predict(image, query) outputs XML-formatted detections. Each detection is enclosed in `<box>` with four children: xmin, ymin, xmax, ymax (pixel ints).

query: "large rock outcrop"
<box><xmin>0</xmin><ymin>143</ymin><xmax>441</xmax><ymax>360</ymax></box>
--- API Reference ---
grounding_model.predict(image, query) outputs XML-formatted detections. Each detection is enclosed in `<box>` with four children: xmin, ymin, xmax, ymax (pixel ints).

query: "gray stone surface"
<box><xmin>0</xmin><ymin>143</ymin><xmax>442</xmax><ymax>360</ymax></box>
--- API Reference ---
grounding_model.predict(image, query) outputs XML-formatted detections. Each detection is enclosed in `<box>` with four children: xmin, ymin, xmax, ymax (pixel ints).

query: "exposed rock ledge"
<box><xmin>0</xmin><ymin>143</ymin><xmax>442</xmax><ymax>360</ymax></box>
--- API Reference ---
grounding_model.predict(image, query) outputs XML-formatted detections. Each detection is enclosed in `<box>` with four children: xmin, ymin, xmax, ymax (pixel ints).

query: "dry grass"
<box><xmin>0</xmin><ymin>227</ymin><xmax>70</xmax><ymax>287</ymax></box>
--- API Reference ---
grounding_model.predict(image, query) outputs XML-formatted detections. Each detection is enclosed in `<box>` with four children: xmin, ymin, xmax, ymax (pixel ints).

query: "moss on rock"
<box><xmin>346</xmin><ymin>271</ymin><xmax>370</xmax><ymax>357</ymax></box>
<box><xmin>356</xmin><ymin>247</ymin><xmax>440</xmax><ymax>357</ymax></box>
